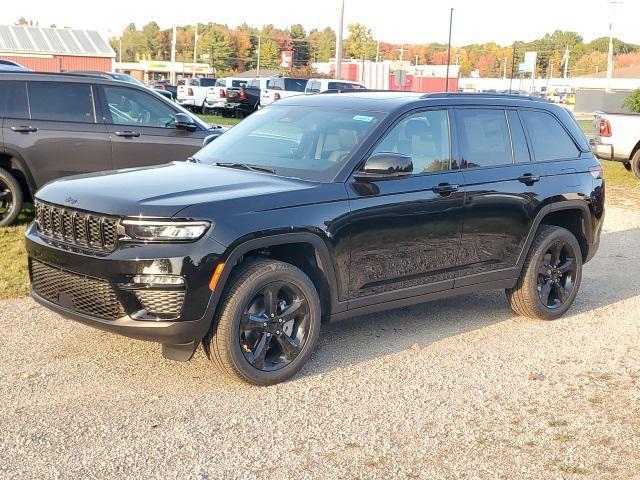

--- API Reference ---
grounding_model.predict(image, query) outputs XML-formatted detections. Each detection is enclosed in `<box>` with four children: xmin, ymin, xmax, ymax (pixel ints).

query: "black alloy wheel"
<box><xmin>0</xmin><ymin>168</ymin><xmax>22</xmax><ymax>227</ymax></box>
<box><xmin>240</xmin><ymin>282</ymin><xmax>311</xmax><ymax>372</ymax></box>
<box><xmin>536</xmin><ymin>240</ymin><xmax>578</xmax><ymax>309</ymax></box>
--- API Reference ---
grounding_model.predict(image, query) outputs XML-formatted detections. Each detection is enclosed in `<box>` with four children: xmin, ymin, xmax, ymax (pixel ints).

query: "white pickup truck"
<box><xmin>260</xmin><ymin>77</ymin><xmax>309</xmax><ymax>108</ymax></box>
<box><xmin>176</xmin><ymin>77</ymin><xmax>217</xmax><ymax>113</ymax></box>
<box><xmin>591</xmin><ymin>111</ymin><xmax>640</xmax><ymax>178</ymax></box>
<box><xmin>203</xmin><ymin>77</ymin><xmax>248</xmax><ymax>116</ymax></box>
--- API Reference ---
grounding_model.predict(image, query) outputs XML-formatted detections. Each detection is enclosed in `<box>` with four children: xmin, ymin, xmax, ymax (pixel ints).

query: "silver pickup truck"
<box><xmin>591</xmin><ymin>111</ymin><xmax>640</xmax><ymax>178</ymax></box>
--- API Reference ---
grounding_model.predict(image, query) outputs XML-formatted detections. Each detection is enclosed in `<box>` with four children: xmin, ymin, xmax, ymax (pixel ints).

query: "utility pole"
<box><xmin>509</xmin><ymin>41</ymin><xmax>517</xmax><ymax>93</ymax></box>
<box><xmin>563</xmin><ymin>47</ymin><xmax>570</xmax><ymax>79</ymax></box>
<box><xmin>256</xmin><ymin>36</ymin><xmax>261</xmax><ymax>77</ymax></box>
<box><xmin>415</xmin><ymin>54</ymin><xmax>419</xmax><ymax>66</ymax></box>
<box><xmin>192</xmin><ymin>23</ymin><xmax>198</xmax><ymax>77</ymax></box>
<box><xmin>170</xmin><ymin>25</ymin><xmax>177</xmax><ymax>85</ymax></box>
<box><xmin>502</xmin><ymin>57</ymin><xmax>507</xmax><ymax>79</ymax></box>
<box><xmin>397</xmin><ymin>44</ymin><xmax>405</xmax><ymax>61</ymax></box>
<box><xmin>445</xmin><ymin>7</ymin><xmax>453</xmax><ymax>92</ymax></box>
<box><xmin>118</xmin><ymin>36</ymin><xmax>122</xmax><ymax>63</ymax></box>
<box><xmin>546</xmin><ymin>60</ymin><xmax>553</xmax><ymax>92</ymax></box>
<box><xmin>606</xmin><ymin>1</ymin><xmax>622</xmax><ymax>92</ymax></box>
<box><xmin>375</xmin><ymin>41</ymin><xmax>380</xmax><ymax>62</ymax></box>
<box><xmin>335</xmin><ymin>0</ymin><xmax>345</xmax><ymax>80</ymax></box>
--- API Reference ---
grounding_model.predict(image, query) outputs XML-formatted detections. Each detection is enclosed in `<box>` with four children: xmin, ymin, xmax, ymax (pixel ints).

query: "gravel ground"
<box><xmin>1</xmin><ymin>206</ymin><xmax>639</xmax><ymax>480</ymax></box>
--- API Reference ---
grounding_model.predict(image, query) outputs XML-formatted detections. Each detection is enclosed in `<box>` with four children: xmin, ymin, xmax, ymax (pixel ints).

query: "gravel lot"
<box><xmin>1</xmin><ymin>206</ymin><xmax>639</xmax><ymax>480</ymax></box>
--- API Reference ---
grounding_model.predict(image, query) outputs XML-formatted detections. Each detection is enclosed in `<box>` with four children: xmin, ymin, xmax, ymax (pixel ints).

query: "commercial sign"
<box><xmin>523</xmin><ymin>51</ymin><xmax>537</xmax><ymax>73</ymax></box>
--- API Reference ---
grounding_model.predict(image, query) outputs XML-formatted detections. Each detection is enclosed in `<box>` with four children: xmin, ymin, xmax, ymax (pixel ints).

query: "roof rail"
<box><xmin>420</xmin><ymin>92</ymin><xmax>546</xmax><ymax>101</ymax></box>
<box><xmin>0</xmin><ymin>70</ymin><xmax>111</xmax><ymax>79</ymax></box>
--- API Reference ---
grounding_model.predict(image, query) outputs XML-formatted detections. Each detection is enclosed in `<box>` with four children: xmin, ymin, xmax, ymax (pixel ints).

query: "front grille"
<box><xmin>134</xmin><ymin>289</ymin><xmax>185</xmax><ymax>318</ymax></box>
<box><xmin>35</xmin><ymin>201</ymin><xmax>119</xmax><ymax>252</ymax></box>
<box><xmin>31</xmin><ymin>260</ymin><xmax>125</xmax><ymax>320</ymax></box>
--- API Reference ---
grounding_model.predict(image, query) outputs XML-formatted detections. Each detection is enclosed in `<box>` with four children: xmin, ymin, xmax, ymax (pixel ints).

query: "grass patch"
<box><xmin>0</xmin><ymin>204</ymin><xmax>33</xmax><ymax>299</ymax></box>
<box><xmin>196</xmin><ymin>113</ymin><xmax>242</xmax><ymax>127</ymax></box>
<box><xmin>559</xmin><ymin>464</ymin><xmax>588</xmax><ymax>475</ymax></box>
<box><xmin>577</xmin><ymin>119</ymin><xmax>593</xmax><ymax>135</ymax></box>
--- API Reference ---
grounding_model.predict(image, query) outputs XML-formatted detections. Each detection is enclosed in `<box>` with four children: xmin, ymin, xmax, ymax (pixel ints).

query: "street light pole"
<box><xmin>606</xmin><ymin>0</ymin><xmax>622</xmax><ymax>92</ymax></box>
<box><xmin>335</xmin><ymin>0</ymin><xmax>345</xmax><ymax>80</ymax></box>
<box><xmin>445</xmin><ymin>7</ymin><xmax>453</xmax><ymax>92</ymax></box>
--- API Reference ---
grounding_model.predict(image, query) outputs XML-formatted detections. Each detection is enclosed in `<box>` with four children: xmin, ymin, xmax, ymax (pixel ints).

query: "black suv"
<box><xmin>26</xmin><ymin>92</ymin><xmax>605</xmax><ymax>385</ymax></box>
<box><xmin>0</xmin><ymin>72</ymin><xmax>224</xmax><ymax>226</ymax></box>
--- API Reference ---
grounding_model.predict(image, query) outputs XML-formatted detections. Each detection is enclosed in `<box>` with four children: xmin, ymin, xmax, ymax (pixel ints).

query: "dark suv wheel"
<box><xmin>506</xmin><ymin>225</ymin><xmax>583</xmax><ymax>320</ymax></box>
<box><xmin>207</xmin><ymin>258</ymin><xmax>322</xmax><ymax>385</ymax></box>
<box><xmin>631</xmin><ymin>150</ymin><xmax>640</xmax><ymax>179</ymax></box>
<box><xmin>0</xmin><ymin>167</ymin><xmax>23</xmax><ymax>227</ymax></box>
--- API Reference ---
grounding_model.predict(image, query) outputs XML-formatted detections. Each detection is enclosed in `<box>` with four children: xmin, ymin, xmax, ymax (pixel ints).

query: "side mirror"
<box><xmin>356</xmin><ymin>153</ymin><xmax>413</xmax><ymax>179</ymax></box>
<box><xmin>175</xmin><ymin>113</ymin><xmax>197</xmax><ymax>131</ymax></box>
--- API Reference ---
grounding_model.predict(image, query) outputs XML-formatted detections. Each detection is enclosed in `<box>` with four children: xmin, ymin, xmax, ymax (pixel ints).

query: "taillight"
<box><xmin>274</xmin><ymin>92</ymin><xmax>281</xmax><ymax>101</ymax></box>
<box><xmin>188</xmin><ymin>88</ymin><xmax>194</xmax><ymax>96</ymax></box>
<box><xmin>220</xmin><ymin>89</ymin><xmax>226</xmax><ymax>98</ymax></box>
<box><xmin>239</xmin><ymin>88</ymin><xmax>247</xmax><ymax>101</ymax></box>
<box><xmin>598</xmin><ymin>118</ymin><xmax>612</xmax><ymax>137</ymax></box>
<box><xmin>589</xmin><ymin>165</ymin><xmax>603</xmax><ymax>179</ymax></box>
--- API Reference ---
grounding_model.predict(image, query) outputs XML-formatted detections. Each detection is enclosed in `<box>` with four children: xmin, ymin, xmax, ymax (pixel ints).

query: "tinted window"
<box><xmin>247</xmin><ymin>79</ymin><xmax>260</xmax><ymax>88</ymax></box>
<box><xmin>328</xmin><ymin>82</ymin><xmax>365</xmax><ymax>90</ymax></box>
<box><xmin>231</xmin><ymin>80</ymin><xmax>247</xmax><ymax>88</ymax></box>
<box><xmin>28</xmin><ymin>82</ymin><xmax>95</xmax><ymax>123</ymax></box>
<box><xmin>200</xmin><ymin>78</ymin><xmax>216</xmax><ymax>87</ymax></box>
<box><xmin>520</xmin><ymin>110</ymin><xmax>579</xmax><ymax>161</ymax></box>
<box><xmin>284</xmin><ymin>78</ymin><xmax>307</xmax><ymax>92</ymax></box>
<box><xmin>373</xmin><ymin>110</ymin><xmax>450</xmax><ymax>174</ymax></box>
<box><xmin>507</xmin><ymin>110</ymin><xmax>531</xmax><ymax>163</ymax></box>
<box><xmin>0</xmin><ymin>81</ymin><xmax>29</xmax><ymax>119</ymax></box>
<box><xmin>268</xmin><ymin>79</ymin><xmax>283</xmax><ymax>90</ymax></box>
<box><xmin>457</xmin><ymin>109</ymin><xmax>512</xmax><ymax>168</ymax></box>
<box><xmin>103</xmin><ymin>86</ymin><xmax>177</xmax><ymax>128</ymax></box>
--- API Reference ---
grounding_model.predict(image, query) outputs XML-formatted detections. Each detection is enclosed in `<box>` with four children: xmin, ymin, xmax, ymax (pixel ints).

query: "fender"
<box><xmin>516</xmin><ymin>200</ymin><xmax>595</xmax><ymax>268</ymax></box>
<box><xmin>207</xmin><ymin>231</ymin><xmax>346</xmax><ymax>322</ymax></box>
<box><xmin>1</xmin><ymin>147</ymin><xmax>38</xmax><ymax>194</ymax></box>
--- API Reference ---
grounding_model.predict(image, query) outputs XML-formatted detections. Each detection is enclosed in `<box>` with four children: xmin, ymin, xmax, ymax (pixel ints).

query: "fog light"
<box><xmin>133</xmin><ymin>275</ymin><xmax>185</xmax><ymax>286</ymax></box>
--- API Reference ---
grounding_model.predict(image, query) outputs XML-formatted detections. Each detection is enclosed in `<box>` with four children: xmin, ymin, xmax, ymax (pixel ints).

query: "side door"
<box><xmin>453</xmin><ymin>107</ymin><xmax>543</xmax><ymax>286</ymax></box>
<box><xmin>347</xmin><ymin>109</ymin><xmax>465</xmax><ymax>305</ymax></box>
<box><xmin>99</xmin><ymin>84</ymin><xmax>208</xmax><ymax>169</ymax></box>
<box><xmin>2</xmin><ymin>80</ymin><xmax>112</xmax><ymax>188</ymax></box>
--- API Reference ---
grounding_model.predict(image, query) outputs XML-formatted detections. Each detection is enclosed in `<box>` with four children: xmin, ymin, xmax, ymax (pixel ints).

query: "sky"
<box><xmin>2</xmin><ymin>0</ymin><xmax>638</xmax><ymax>46</ymax></box>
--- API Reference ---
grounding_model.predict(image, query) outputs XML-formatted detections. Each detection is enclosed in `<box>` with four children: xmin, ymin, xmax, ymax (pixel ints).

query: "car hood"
<box><xmin>35</xmin><ymin>162</ymin><xmax>321</xmax><ymax>218</ymax></box>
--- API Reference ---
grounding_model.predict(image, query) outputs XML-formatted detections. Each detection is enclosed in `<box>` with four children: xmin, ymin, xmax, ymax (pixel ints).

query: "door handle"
<box><xmin>432</xmin><ymin>183</ymin><xmax>460</xmax><ymax>195</ymax></box>
<box><xmin>114</xmin><ymin>131</ymin><xmax>141</xmax><ymax>138</ymax></box>
<box><xmin>10</xmin><ymin>125</ymin><xmax>38</xmax><ymax>133</ymax></box>
<box><xmin>518</xmin><ymin>174</ymin><xmax>541</xmax><ymax>184</ymax></box>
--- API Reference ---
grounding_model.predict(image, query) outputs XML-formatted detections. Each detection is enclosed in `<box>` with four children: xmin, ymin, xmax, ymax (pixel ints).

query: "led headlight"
<box><xmin>122</xmin><ymin>220</ymin><xmax>210</xmax><ymax>242</ymax></box>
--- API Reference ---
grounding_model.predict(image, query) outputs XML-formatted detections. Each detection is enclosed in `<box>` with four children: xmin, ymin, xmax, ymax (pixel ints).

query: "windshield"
<box><xmin>193</xmin><ymin>105</ymin><xmax>384</xmax><ymax>182</ymax></box>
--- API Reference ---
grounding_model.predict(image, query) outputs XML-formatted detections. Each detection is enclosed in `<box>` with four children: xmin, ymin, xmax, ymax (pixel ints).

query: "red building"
<box><xmin>0</xmin><ymin>25</ymin><xmax>114</xmax><ymax>72</ymax></box>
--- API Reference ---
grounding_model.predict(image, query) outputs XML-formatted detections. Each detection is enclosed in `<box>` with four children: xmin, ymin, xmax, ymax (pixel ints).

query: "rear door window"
<box><xmin>507</xmin><ymin>110</ymin><xmax>531</xmax><ymax>163</ymax></box>
<box><xmin>456</xmin><ymin>108</ymin><xmax>512</xmax><ymax>168</ymax></box>
<box><xmin>0</xmin><ymin>81</ymin><xmax>29</xmax><ymax>119</ymax></box>
<box><xmin>27</xmin><ymin>82</ymin><xmax>95</xmax><ymax>123</ymax></box>
<box><xmin>520</xmin><ymin>110</ymin><xmax>579</xmax><ymax>161</ymax></box>
<box><xmin>284</xmin><ymin>78</ymin><xmax>307</xmax><ymax>92</ymax></box>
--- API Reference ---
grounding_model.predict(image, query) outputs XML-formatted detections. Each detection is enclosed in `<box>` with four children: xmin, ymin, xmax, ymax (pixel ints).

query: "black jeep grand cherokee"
<box><xmin>26</xmin><ymin>92</ymin><xmax>605</xmax><ymax>385</ymax></box>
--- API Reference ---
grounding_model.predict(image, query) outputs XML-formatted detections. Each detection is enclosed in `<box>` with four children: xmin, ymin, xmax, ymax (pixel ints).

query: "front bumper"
<box><xmin>25</xmin><ymin>223</ymin><xmax>226</xmax><ymax>347</ymax></box>
<box><xmin>205</xmin><ymin>100</ymin><xmax>226</xmax><ymax>109</ymax></box>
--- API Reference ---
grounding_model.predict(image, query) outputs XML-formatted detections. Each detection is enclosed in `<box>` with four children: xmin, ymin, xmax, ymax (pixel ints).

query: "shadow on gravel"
<box><xmin>302</xmin><ymin>225</ymin><xmax>640</xmax><ymax>377</ymax></box>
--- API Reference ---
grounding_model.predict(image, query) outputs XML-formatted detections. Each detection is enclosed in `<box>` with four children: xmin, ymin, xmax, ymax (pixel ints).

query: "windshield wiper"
<box><xmin>215</xmin><ymin>162</ymin><xmax>275</xmax><ymax>174</ymax></box>
<box><xmin>186</xmin><ymin>156</ymin><xmax>200</xmax><ymax>163</ymax></box>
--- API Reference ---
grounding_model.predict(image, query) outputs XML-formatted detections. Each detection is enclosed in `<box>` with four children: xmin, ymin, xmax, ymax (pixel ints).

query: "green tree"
<box><xmin>289</xmin><ymin>24</ymin><xmax>309</xmax><ymax>66</ymax></box>
<box><xmin>623</xmin><ymin>89</ymin><xmax>640</xmax><ymax>112</ymax></box>
<box><xmin>344</xmin><ymin>23</ymin><xmax>376</xmax><ymax>60</ymax></box>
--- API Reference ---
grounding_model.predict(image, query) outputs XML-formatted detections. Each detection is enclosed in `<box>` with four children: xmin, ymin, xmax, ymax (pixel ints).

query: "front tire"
<box><xmin>207</xmin><ymin>259</ymin><xmax>321</xmax><ymax>385</ymax></box>
<box><xmin>0</xmin><ymin>167</ymin><xmax>23</xmax><ymax>227</ymax></box>
<box><xmin>506</xmin><ymin>225</ymin><xmax>582</xmax><ymax>320</ymax></box>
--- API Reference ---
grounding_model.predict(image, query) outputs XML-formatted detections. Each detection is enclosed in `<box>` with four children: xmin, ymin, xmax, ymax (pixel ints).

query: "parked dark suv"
<box><xmin>26</xmin><ymin>92</ymin><xmax>605</xmax><ymax>385</ymax></box>
<box><xmin>0</xmin><ymin>72</ymin><xmax>225</xmax><ymax>226</ymax></box>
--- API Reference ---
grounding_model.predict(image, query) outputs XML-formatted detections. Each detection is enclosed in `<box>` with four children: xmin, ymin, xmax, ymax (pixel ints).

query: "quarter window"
<box><xmin>520</xmin><ymin>110</ymin><xmax>579</xmax><ymax>161</ymax></box>
<box><xmin>373</xmin><ymin>110</ymin><xmax>451</xmax><ymax>174</ymax></box>
<box><xmin>456</xmin><ymin>109</ymin><xmax>512</xmax><ymax>168</ymax></box>
<box><xmin>103</xmin><ymin>86</ymin><xmax>178</xmax><ymax>128</ymax></box>
<box><xmin>28</xmin><ymin>82</ymin><xmax>95</xmax><ymax>123</ymax></box>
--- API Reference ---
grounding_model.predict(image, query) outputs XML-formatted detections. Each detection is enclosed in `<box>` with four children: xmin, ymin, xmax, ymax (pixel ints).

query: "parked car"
<box><xmin>203</xmin><ymin>77</ymin><xmax>249</xmax><ymax>116</ymax></box>
<box><xmin>0</xmin><ymin>72</ymin><xmax>226</xmax><ymax>226</ymax></box>
<box><xmin>25</xmin><ymin>92</ymin><xmax>604</xmax><ymax>385</ymax></box>
<box><xmin>68</xmin><ymin>70</ymin><xmax>175</xmax><ymax>100</ymax></box>
<box><xmin>223</xmin><ymin>77</ymin><xmax>269</xmax><ymax>118</ymax></box>
<box><xmin>0</xmin><ymin>59</ymin><xmax>31</xmax><ymax>72</ymax></box>
<box><xmin>260</xmin><ymin>77</ymin><xmax>309</xmax><ymax>107</ymax></box>
<box><xmin>304</xmin><ymin>78</ymin><xmax>366</xmax><ymax>93</ymax></box>
<box><xmin>176</xmin><ymin>77</ymin><xmax>217</xmax><ymax>112</ymax></box>
<box><xmin>592</xmin><ymin>110</ymin><xmax>640</xmax><ymax>178</ymax></box>
<box><xmin>150</xmin><ymin>79</ymin><xmax>178</xmax><ymax>99</ymax></box>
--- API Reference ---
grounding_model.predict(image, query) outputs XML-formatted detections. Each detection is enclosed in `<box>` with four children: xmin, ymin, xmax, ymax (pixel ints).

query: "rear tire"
<box><xmin>630</xmin><ymin>150</ymin><xmax>640</xmax><ymax>179</ymax></box>
<box><xmin>206</xmin><ymin>259</ymin><xmax>321</xmax><ymax>386</ymax></box>
<box><xmin>506</xmin><ymin>225</ymin><xmax>582</xmax><ymax>320</ymax></box>
<box><xmin>0</xmin><ymin>167</ymin><xmax>23</xmax><ymax>227</ymax></box>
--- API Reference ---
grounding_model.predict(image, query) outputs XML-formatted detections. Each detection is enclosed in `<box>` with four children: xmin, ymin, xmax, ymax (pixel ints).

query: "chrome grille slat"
<box><xmin>34</xmin><ymin>201</ymin><xmax>118</xmax><ymax>253</ymax></box>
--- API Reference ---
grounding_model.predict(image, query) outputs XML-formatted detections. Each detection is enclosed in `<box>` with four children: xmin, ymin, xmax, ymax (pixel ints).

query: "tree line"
<box><xmin>109</xmin><ymin>21</ymin><xmax>640</xmax><ymax>78</ymax></box>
